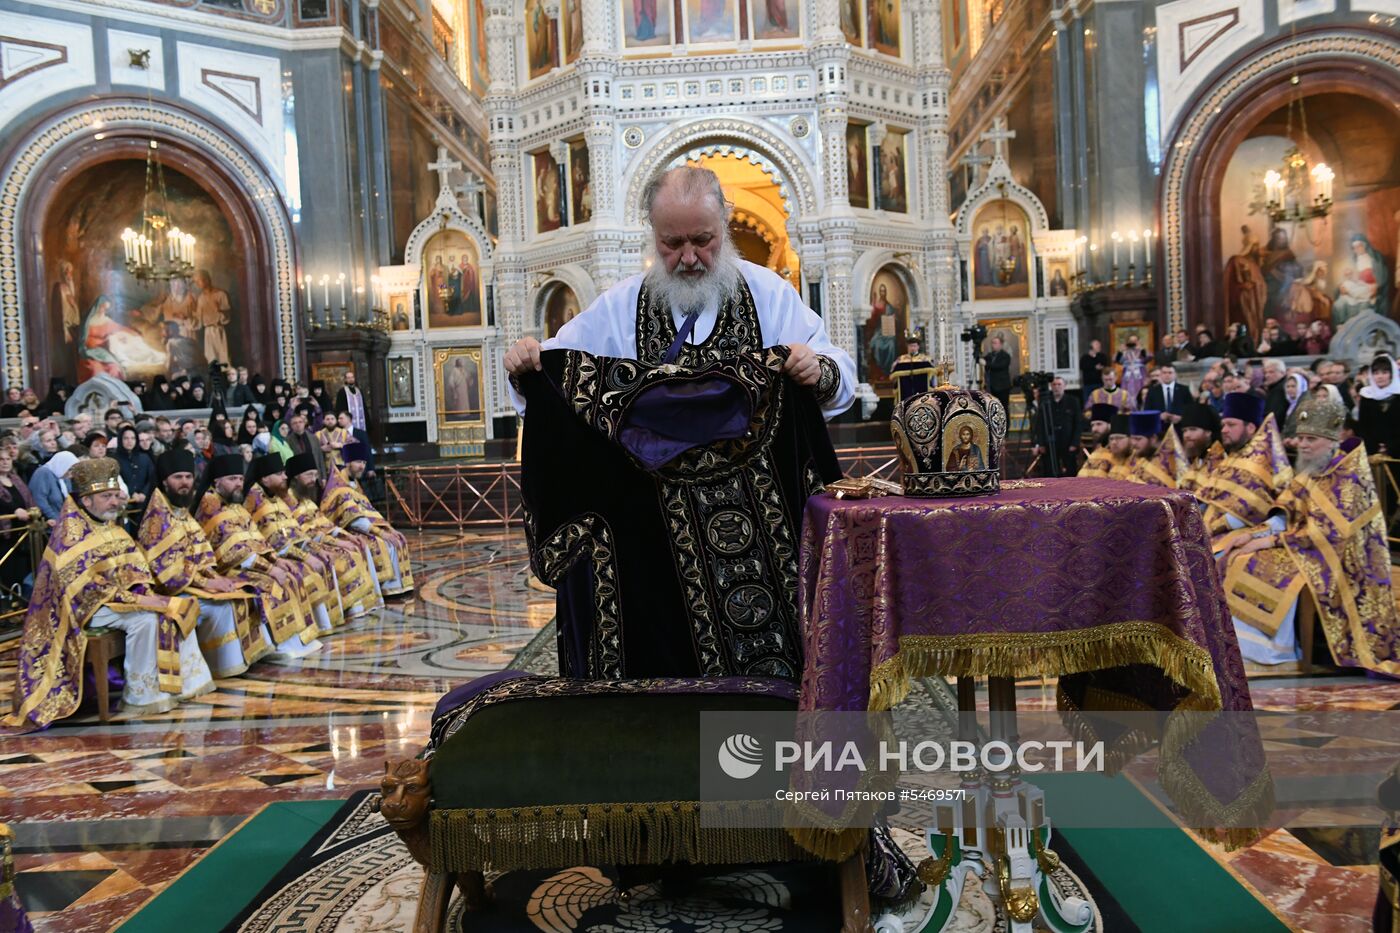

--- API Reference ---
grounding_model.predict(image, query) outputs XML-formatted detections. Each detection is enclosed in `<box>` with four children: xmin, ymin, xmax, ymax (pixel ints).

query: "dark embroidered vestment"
<box><xmin>517</xmin><ymin>348</ymin><xmax>840</xmax><ymax>681</ymax></box>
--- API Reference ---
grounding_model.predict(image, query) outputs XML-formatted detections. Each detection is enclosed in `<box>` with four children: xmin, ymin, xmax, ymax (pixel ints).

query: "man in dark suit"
<box><xmin>983</xmin><ymin>335</ymin><xmax>1012</xmax><ymax>415</ymax></box>
<box><xmin>1033</xmin><ymin>377</ymin><xmax>1081</xmax><ymax>476</ymax></box>
<box><xmin>1143</xmin><ymin>364</ymin><xmax>1190</xmax><ymax>425</ymax></box>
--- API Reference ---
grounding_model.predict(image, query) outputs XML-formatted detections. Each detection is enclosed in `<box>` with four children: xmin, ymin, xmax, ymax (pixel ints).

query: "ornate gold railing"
<box><xmin>383</xmin><ymin>445</ymin><xmax>906</xmax><ymax>529</ymax></box>
<box><xmin>0</xmin><ymin>515</ymin><xmax>43</xmax><ymax>628</ymax></box>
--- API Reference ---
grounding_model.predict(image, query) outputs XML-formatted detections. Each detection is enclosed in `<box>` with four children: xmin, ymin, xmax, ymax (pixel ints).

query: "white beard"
<box><xmin>1296</xmin><ymin>446</ymin><xmax>1336</xmax><ymax>477</ymax></box>
<box><xmin>642</xmin><ymin>235</ymin><xmax>742</xmax><ymax>316</ymax></box>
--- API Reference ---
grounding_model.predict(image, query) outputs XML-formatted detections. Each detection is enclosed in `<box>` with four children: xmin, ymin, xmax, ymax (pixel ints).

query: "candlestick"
<box><xmin>1089</xmin><ymin>244</ymin><xmax>1099</xmax><ymax>284</ymax></box>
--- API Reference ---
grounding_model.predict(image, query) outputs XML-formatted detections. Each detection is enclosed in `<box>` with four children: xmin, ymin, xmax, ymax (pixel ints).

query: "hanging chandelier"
<box><xmin>120</xmin><ymin>49</ymin><xmax>195</xmax><ymax>282</ymax></box>
<box><xmin>1261</xmin><ymin>76</ymin><xmax>1333</xmax><ymax>224</ymax></box>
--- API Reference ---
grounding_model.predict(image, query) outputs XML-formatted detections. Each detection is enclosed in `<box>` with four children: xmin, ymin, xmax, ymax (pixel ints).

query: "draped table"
<box><xmin>792</xmin><ymin>478</ymin><xmax>1269</xmax><ymax>932</ymax></box>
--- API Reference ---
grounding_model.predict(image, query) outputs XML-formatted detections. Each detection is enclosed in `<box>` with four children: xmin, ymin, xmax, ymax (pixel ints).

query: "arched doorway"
<box><xmin>684</xmin><ymin>151</ymin><xmax>801</xmax><ymax>289</ymax></box>
<box><xmin>1160</xmin><ymin>28</ymin><xmax>1400</xmax><ymax>335</ymax></box>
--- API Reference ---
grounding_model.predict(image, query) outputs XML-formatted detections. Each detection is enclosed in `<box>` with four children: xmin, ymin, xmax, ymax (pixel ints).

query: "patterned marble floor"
<box><xmin>0</xmin><ymin>529</ymin><xmax>1391</xmax><ymax>932</ymax></box>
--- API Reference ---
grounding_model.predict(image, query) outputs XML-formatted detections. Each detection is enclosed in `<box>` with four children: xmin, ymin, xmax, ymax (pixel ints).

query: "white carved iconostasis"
<box><xmin>383</xmin><ymin>156</ymin><xmax>496</xmax><ymax>456</ymax></box>
<box><xmin>954</xmin><ymin>138</ymin><xmax>1079</xmax><ymax>400</ymax></box>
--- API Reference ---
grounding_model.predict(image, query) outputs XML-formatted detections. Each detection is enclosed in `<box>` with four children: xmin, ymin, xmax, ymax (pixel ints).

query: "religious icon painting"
<box><xmin>387</xmin><ymin>356</ymin><xmax>415</xmax><ymax>407</ymax></box>
<box><xmin>563</xmin><ymin>0</ymin><xmax>584</xmax><ymax>63</ymax></box>
<box><xmin>533</xmin><ymin>150</ymin><xmax>563</xmax><ymax>234</ymax></box>
<box><xmin>875</xmin><ymin>129</ymin><xmax>908</xmax><ymax>214</ymax></box>
<box><xmin>751</xmin><ymin>0</ymin><xmax>800</xmax><ymax>41</ymax></box>
<box><xmin>865</xmin><ymin>264</ymin><xmax>910</xmax><ymax>391</ymax></box>
<box><xmin>623</xmin><ymin>0</ymin><xmax>673</xmax><ymax>48</ymax></box>
<box><xmin>423</xmin><ymin>229</ymin><xmax>484</xmax><ymax>328</ymax></box>
<box><xmin>1109</xmin><ymin>321</ymin><xmax>1154</xmax><ymax>359</ymax></box>
<box><xmin>543</xmin><ymin>283</ymin><xmax>581</xmax><ymax>338</ymax></box>
<box><xmin>868</xmin><ymin>0</ymin><xmax>901</xmax><ymax>57</ymax></box>
<box><xmin>971</xmin><ymin>199</ymin><xmax>1031</xmax><ymax>300</ymax></box>
<box><xmin>846</xmin><ymin>123</ymin><xmax>871</xmax><ymax>209</ymax></box>
<box><xmin>1046</xmin><ymin>260</ymin><xmax>1071</xmax><ymax>298</ymax></box>
<box><xmin>471</xmin><ymin>0</ymin><xmax>489</xmax><ymax>89</ymax></box>
<box><xmin>569</xmin><ymin>140</ymin><xmax>592</xmax><ymax>224</ymax></box>
<box><xmin>389</xmin><ymin>293</ymin><xmax>413</xmax><ymax>331</ymax></box>
<box><xmin>942</xmin><ymin>412</ymin><xmax>989</xmax><ymax>473</ymax></box>
<box><xmin>311</xmin><ymin>362</ymin><xmax>354</xmax><ymax>405</ymax></box>
<box><xmin>435</xmin><ymin>347</ymin><xmax>485</xmax><ymax>425</ymax></box>
<box><xmin>524</xmin><ymin>0</ymin><xmax>560</xmax><ymax>79</ymax></box>
<box><xmin>980</xmin><ymin>317</ymin><xmax>1030</xmax><ymax>385</ymax></box>
<box><xmin>685</xmin><ymin>0</ymin><xmax>738</xmax><ymax>44</ymax></box>
<box><xmin>839</xmin><ymin>0</ymin><xmax>862</xmax><ymax>43</ymax></box>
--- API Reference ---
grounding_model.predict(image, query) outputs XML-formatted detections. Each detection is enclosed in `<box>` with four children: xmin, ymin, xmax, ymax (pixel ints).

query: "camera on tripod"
<box><xmin>1013</xmin><ymin>370</ymin><xmax>1055</xmax><ymax>398</ymax></box>
<box><xmin>959</xmin><ymin>324</ymin><xmax>988</xmax><ymax>345</ymax></box>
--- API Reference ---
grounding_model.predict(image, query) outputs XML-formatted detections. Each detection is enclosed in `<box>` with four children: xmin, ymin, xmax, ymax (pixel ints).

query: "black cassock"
<box><xmin>516</xmin><ymin>347</ymin><xmax>840</xmax><ymax>681</ymax></box>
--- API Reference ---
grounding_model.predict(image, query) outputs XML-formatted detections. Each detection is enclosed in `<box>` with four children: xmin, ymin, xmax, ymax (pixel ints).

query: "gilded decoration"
<box><xmin>0</xmin><ymin>101</ymin><xmax>299</xmax><ymax>386</ymax></box>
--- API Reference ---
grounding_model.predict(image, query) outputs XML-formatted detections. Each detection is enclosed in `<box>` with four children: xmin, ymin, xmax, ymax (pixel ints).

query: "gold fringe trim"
<box><xmin>868</xmin><ymin>623</ymin><xmax>1223</xmax><ymax>714</ymax></box>
<box><xmin>428</xmin><ymin>801</ymin><xmax>819</xmax><ymax>874</ymax></box>
<box><xmin>785</xmin><ymin>825</ymin><xmax>867</xmax><ymax>862</ymax></box>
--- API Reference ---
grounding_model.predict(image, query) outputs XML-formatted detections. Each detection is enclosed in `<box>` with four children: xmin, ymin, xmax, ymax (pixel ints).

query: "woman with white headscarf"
<box><xmin>28</xmin><ymin>450</ymin><xmax>78</xmax><ymax>523</ymax></box>
<box><xmin>1358</xmin><ymin>355</ymin><xmax>1400</xmax><ymax>458</ymax></box>
<box><xmin>1281</xmin><ymin>372</ymin><xmax>1312</xmax><ymax>441</ymax></box>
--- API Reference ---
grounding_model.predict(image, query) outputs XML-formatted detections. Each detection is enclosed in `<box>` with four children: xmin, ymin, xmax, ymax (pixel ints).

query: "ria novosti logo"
<box><xmin>717</xmin><ymin>733</ymin><xmax>764</xmax><ymax>779</ymax></box>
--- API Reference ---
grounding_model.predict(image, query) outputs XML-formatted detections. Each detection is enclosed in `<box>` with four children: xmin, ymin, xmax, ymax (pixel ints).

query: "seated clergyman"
<box><xmin>1198</xmin><ymin>393</ymin><xmax>1293</xmax><ymax>544</ymax></box>
<box><xmin>1217</xmin><ymin>393</ymin><xmax>1400</xmax><ymax>673</ymax></box>
<box><xmin>1079</xmin><ymin>412</ymin><xmax>1132</xmax><ymax>479</ymax></box>
<box><xmin>321</xmin><ymin>440</ymin><xmax>414</xmax><ymax>596</ymax></box>
<box><xmin>247</xmin><ymin>453</ymin><xmax>378</xmax><ymax>623</ymax></box>
<box><xmin>7</xmin><ymin>458</ymin><xmax>213</xmax><ymax>729</ymax></box>
<box><xmin>195</xmin><ymin>454</ymin><xmax>324</xmax><ymax>659</ymax></box>
<box><xmin>137</xmin><ymin>450</ymin><xmax>271</xmax><ymax>678</ymax></box>
<box><xmin>1177</xmin><ymin>403</ymin><xmax>1224</xmax><ymax>498</ymax></box>
<box><xmin>1125</xmin><ymin>410</ymin><xmax>1185</xmax><ymax>489</ymax></box>
<box><xmin>244</xmin><ymin>454</ymin><xmax>345</xmax><ymax>632</ymax></box>
<box><xmin>285</xmin><ymin>452</ymin><xmax>385</xmax><ymax>614</ymax></box>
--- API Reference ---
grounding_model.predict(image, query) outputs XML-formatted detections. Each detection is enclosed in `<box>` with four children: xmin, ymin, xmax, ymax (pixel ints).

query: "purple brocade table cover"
<box><xmin>793</xmin><ymin>477</ymin><xmax>1270</xmax><ymax>850</ymax></box>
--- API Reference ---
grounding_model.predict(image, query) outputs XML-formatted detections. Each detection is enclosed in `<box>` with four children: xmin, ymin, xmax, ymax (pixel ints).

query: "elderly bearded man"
<box><xmin>285</xmin><ymin>452</ymin><xmax>385</xmax><ymax>613</ymax></box>
<box><xmin>138</xmin><ymin>450</ymin><xmax>271</xmax><ymax>678</ymax></box>
<box><xmin>195</xmin><ymin>454</ymin><xmax>324</xmax><ymax>658</ymax></box>
<box><xmin>322</xmin><ymin>440</ymin><xmax>413</xmax><ymax>596</ymax></box>
<box><xmin>7</xmin><ymin>458</ymin><xmax>213</xmax><ymax>729</ymax></box>
<box><xmin>1217</xmin><ymin>393</ymin><xmax>1400</xmax><ymax>672</ymax></box>
<box><xmin>247</xmin><ymin>454</ymin><xmax>379</xmax><ymax>623</ymax></box>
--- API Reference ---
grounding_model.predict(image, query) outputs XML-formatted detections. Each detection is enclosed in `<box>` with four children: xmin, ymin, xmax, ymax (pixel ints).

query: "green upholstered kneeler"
<box><xmin>425</xmin><ymin>691</ymin><xmax>815</xmax><ymax>874</ymax></box>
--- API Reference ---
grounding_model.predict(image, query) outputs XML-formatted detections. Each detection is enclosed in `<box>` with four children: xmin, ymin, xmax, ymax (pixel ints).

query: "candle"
<box><xmin>1089</xmin><ymin>243</ymin><xmax>1099</xmax><ymax>281</ymax></box>
<box><xmin>321</xmin><ymin>275</ymin><xmax>330</xmax><ymax>311</ymax></box>
<box><xmin>1128</xmin><ymin>231</ymin><xmax>1138</xmax><ymax>268</ymax></box>
<box><xmin>1111</xmin><ymin>232</ymin><xmax>1121</xmax><ymax>266</ymax></box>
<box><xmin>1143</xmin><ymin>230</ymin><xmax>1153</xmax><ymax>274</ymax></box>
<box><xmin>304</xmin><ymin>275</ymin><xmax>312</xmax><ymax>308</ymax></box>
<box><xmin>338</xmin><ymin>273</ymin><xmax>346</xmax><ymax>308</ymax></box>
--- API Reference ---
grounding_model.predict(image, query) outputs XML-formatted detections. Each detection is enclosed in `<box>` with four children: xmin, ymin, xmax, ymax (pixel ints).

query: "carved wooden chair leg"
<box><xmin>839</xmin><ymin>848</ymin><xmax>873</xmax><ymax>933</ymax></box>
<box><xmin>1298</xmin><ymin>593</ymin><xmax>1317</xmax><ymax>675</ymax></box>
<box><xmin>412</xmin><ymin>869</ymin><xmax>454</xmax><ymax>933</ymax></box>
<box><xmin>456</xmin><ymin>870</ymin><xmax>489</xmax><ymax>912</ymax></box>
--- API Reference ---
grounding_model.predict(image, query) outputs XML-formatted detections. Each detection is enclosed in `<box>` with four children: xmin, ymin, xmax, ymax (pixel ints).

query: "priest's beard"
<box><xmin>642</xmin><ymin>232</ymin><xmax>742</xmax><ymax>316</ymax></box>
<box><xmin>1296</xmin><ymin>445</ymin><xmax>1337</xmax><ymax>476</ymax></box>
<box><xmin>218</xmin><ymin>488</ymin><xmax>245</xmax><ymax>506</ymax></box>
<box><xmin>292</xmin><ymin>478</ymin><xmax>319</xmax><ymax>502</ymax></box>
<box><xmin>165</xmin><ymin>488</ymin><xmax>195</xmax><ymax>510</ymax></box>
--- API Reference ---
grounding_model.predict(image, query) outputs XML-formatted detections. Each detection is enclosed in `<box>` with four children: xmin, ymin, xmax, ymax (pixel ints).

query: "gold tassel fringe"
<box><xmin>429</xmin><ymin>801</ymin><xmax>819</xmax><ymax>874</ymax></box>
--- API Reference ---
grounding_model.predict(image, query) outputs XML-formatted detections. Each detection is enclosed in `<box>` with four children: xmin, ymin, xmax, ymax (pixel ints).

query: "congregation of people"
<box><xmin>1</xmin><ymin>365</ymin><xmax>411</xmax><ymax>731</ymax></box>
<box><xmin>1070</xmin><ymin>326</ymin><xmax>1400</xmax><ymax>679</ymax></box>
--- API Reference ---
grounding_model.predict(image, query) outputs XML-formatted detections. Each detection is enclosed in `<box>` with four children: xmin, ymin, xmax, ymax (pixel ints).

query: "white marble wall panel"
<box><xmin>1156</xmin><ymin>0</ymin><xmax>1264</xmax><ymax>140</ymax></box>
<box><xmin>1353</xmin><ymin>0</ymin><xmax>1400</xmax><ymax>14</ymax></box>
<box><xmin>108</xmin><ymin>29</ymin><xmax>166</xmax><ymax>90</ymax></box>
<box><xmin>0</xmin><ymin>14</ymin><xmax>94</xmax><ymax>132</ymax></box>
<box><xmin>176</xmin><ymin>41</ymin><xmax>284</xmax><ymax>183</ymax></box>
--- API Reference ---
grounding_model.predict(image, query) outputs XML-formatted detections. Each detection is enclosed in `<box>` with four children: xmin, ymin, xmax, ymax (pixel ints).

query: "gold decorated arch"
<box><xmin>685</xmin><ymin>152</ymin><xmax>800</xmax><ymax>290</ymax></box>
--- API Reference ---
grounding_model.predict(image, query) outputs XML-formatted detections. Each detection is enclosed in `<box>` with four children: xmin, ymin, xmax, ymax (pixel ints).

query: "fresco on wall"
<box><xmin>471</xmin><ymin>0</ymin><xmax>488</xmax><ymax>89</ymax></box>
<box><xmin>876</xmin><ymin>129</ymin><xmax>908</xmax><ymax>213</ymax></box>
<box><xmin>846</xmin><ymin>123</ymin><xmax>870</xmax><ymax>209</ymax></box>
<box><xmin>864</xmin><ymin>264</ymin><xmax>910</xmax><ymax>389</ymax></box>
<box><xmin>686</xmin><ymin>0</ymin><xmax>737</xmax><ymax>43</ymax></box>
<box><xmin>971</xmin><ymin>199</ymin><xmax>1031</xmax><ymax>300</ymax></box>
<box><xmin>41</xmin><ymin>159</ymin><xmax>246</xmax><ymax>383</ymax></box>
<box><xmin>534</xmin><ymin>150</ymin><xmax>563</xmax><ymax>233</ymax></box>
<box><xmin>868</xmin><ymin>0</ymin><xmax>900</xmax><ymax>56</ymax></box>
<box><xmin>525</xmin><ymin>0</ymin><xmax>559</xmax><ymax>78</ymax></box>
<box><xmin>544</xmin><ymin>284</ymin><xmax>581</xmax><ymax>337</ymax></box>
<box><xmin>1221</xmin><ymin>134</ymin><xmax>1400</xmax><ymax>338</ymax></box>
<box><xmin>624</xmin><ymin>0</ymin><xmax>673</xmax><ymax>47</ymax></box>
<box><xmin>752</xmin><ymin>0</ymin><xmax>800</xmax><ymax>40</ymax></box>
<box><xmin>423</xmin><ymin>229</ymin><xmax>483</xmax><ymax>327</ymax></box>
<box><xmin>564</xmin><ymin>0</ymin><xmax>584</xmax><ymax>62</ymax></box>
<box><xmin>569</xmin><ymin>140</ymin><xmax>592</xmax><ymax>224</ymax></box>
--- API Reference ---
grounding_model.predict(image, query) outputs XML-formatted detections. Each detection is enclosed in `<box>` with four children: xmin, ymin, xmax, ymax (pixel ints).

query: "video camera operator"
<box><xmin>1030</xmin><ymin>374</ymin><xmax>1081</xmax><ymax>477</ymax></box>
<box><xmin>983</xmin><ymin>334</ymin><xmax>1012</xmax><ymax>415</ymax></box>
